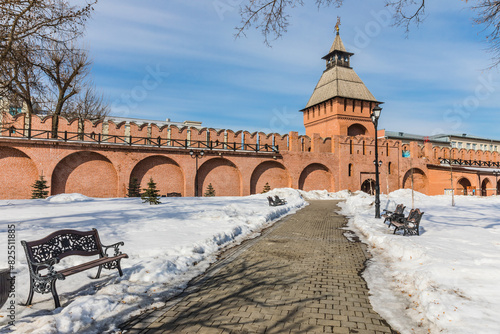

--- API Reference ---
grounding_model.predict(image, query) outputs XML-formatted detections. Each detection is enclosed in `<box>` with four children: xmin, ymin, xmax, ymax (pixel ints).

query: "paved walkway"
<box><xmin>122</xmin><ymin>201</ymin><xmax>394</xmax><ymax>334</ymax></box>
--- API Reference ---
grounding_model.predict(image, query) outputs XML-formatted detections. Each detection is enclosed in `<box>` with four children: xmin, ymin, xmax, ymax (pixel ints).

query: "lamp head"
<box><xmin>189</xmin><ymin>149</ymin><xmax>194</xmax><ymax>156</ymax></box>
<box><xmin>371</xmin><ymin>106</ymin><xmax>382</xmax><ymax>121</ymax></box>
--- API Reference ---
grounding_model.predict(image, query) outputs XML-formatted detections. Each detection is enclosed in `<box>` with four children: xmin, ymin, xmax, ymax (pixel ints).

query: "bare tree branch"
<box><xmin>386</xmin><ymin>0</ymin><xmax>426</xmax><ymax>34</ymax></box>
<box><xmin>0</xmin><ymin>0</ymin><xmax>97</xmax><ymax>63</ymax></box>
<box><xmin>236</xmin><ymin>0</ymin><xmax>345</xmax><ymax>46</ymax></box>
<box><xmin>38</xmin><ymin>42</ymin><xmax>91</xmax><ymax>138</ymax></box>
<box><xmin>473</xmin><ymin>1</ymin><xmax>500</xmax><ymax>67</ymax></box>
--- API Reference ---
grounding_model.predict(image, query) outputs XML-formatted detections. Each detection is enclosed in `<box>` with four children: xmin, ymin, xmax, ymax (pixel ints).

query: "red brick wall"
<box><xmin>130</xmin><ymin>155</ymin><xmax>184</xmax><ymax>196</ymax></box>
<box><xmin>51</xmin><ymin>151</ymin><xmax>118</xmax><ymax>197</ymax></box>
<box><xmin>0</xmin><ymin>146</ymin><xmax>38</xmax><ymax>199</ymax></box>
<box><xmin>197</xmin><ymin>158</ymin><xmax>241</xmax><ymax>196</ymax></box>
<box><xmin>250</xmin><ymin>161</ymin><xmax>289</xmax><ymax>194</ymax></box>
<box><xmin>298</xmin><ymin>163</ymin><xmax>333</xmax><ymax>191</ymax></box>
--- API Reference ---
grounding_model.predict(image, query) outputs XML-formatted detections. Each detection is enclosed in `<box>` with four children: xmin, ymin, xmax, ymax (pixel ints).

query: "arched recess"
<box><xmin>481</xmin><ymin>178</ymin><xmax>491</xmax><ymax>196</ymax></box>
<box><xmin>402</xmin><ymin>168</ymin><xmax>428</xmax><ymax>193</ymax></box>
<box><xmin>130</xmin><ymin>155</ymin><xmax>184</xmax><ymax>196</ymax></box>
<box><xmin>250</xmin><ymin>161</ymin><xmax>289</xmax><ymax>194</ymax></box>
<box><xmin>457</xmin><ymin>177</ymin><xmax>471</xmax><ymax>195</ymax></box>
<box><xmin>198</xmin><ymin>158</ymin><xmax>241</xmax><ymax>196</ymax></box>
<box><xmin>298</xmin><ymin>163</ymin><xmax>333</xmax><ymax>191</ymax></box>
<box><xmin>51</xmin><ymin>151</ymin><xmax>118</xmax><ymax>198</ymax></box>
<box><xmin>347</xmin><ymin>124</ymin><xmax>367</xmax><ymax>136</ymax></box>
<box><xmin>361</xmin><ymin>179</ymin><xmax>376</xmax><ymax>195</ymax></box>
<box><xmin>0</xmin><ymin>147</ymin><xmax>38</xmax><ymax>199</ymax></box>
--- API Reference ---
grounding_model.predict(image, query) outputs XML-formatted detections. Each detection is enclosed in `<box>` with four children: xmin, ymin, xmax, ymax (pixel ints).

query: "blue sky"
<box><xmin>84</xmin><ymin>0</ymin><xmax>500</xmax><ymax>138</ymax></box>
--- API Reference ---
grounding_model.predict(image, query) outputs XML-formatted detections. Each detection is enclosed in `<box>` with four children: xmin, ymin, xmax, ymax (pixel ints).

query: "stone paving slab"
<box><xmin>121</xmin><ymin>201</ymin><xmax>395</xmax><ymax>334</ymax></box>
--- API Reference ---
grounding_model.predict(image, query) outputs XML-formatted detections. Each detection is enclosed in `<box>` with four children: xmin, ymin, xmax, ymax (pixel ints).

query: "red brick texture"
<box><xmin>1</xmin><ymin>111</ymin><xmax>500</xmax><ymax>199</ymax></box>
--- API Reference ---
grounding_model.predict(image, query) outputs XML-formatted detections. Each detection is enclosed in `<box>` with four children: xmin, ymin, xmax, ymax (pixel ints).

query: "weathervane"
<box><xmin>335</xmin><ymin>16</ymin><xmax>341</xmax><ymax>35</ymax></box>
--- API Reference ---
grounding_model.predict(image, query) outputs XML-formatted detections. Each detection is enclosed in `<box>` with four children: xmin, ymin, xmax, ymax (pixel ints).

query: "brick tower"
<box><xmin>301</xmin><ymin>24</ymin><xmax>381</xmax><ymax>138</ymax></box>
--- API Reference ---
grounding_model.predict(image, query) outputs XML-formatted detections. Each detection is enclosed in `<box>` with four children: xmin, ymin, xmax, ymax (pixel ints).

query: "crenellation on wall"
<box><xmin>129</xmin><ymin>122</ymin><xmax>148</xmax><ymax>142</ymax></box>
<box><xmin>226</xmin><ymin>130</ymin><xmax>243</xmax><ymax>149</ymax></box>
<box><xmin>298</xmin><ymin>135</ymin><xmax>311</xmax><ymax>152</ymax></box>
<box><xmin>320</xmin><ymin>137</ymin><xmax>333</xmax><ymax>153</ymax></box>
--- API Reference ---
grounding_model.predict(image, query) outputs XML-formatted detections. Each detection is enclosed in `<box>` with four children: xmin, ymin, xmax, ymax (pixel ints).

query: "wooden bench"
<box><xmin>390</xmin><ymin>209</ymin><xmax>424</xmax><ymax>236</ymax></box>
<box><xmin>382</xmin><ymin>204</ymin><xmax>405</xmax><ymax>226</ymax></box>
<box><xmin>21</xmin><ymin>228</ymin><xmax>128</xmax><ymax>308</ymax></box>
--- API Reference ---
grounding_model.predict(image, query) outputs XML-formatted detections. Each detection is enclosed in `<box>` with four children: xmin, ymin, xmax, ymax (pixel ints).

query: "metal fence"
<box><xmin>0</xmin><ymin>126</ymin><xmax>280</xmax><ymax>154</ymax></box>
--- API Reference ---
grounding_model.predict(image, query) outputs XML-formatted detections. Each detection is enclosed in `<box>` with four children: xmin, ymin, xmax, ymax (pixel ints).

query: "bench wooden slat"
<box><xmin>58</xmin><ymin>254</ymin><xmax>128</xmax><ymax>278</ymax></box>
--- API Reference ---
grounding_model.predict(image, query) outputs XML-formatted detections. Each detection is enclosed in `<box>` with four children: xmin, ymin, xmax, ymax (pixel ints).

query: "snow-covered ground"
<box><xmin>0</xmin><ymin>189</ymin><xmax>306</xmax><ymax>333</ymax></box>
<box><xmin>1</xmin><ymin>188</ymin><xmax>500</xmax><ymax>334</ymax></box>
<box><xmin>340</xmin><ymin>189</ymin><xmax>500</xmax><ymax>334</ymax></box>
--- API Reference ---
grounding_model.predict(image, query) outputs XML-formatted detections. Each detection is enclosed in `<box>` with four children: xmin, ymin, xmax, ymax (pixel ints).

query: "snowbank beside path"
<box><xmin>339</xmin><ymin>190</ymin><xmax>500</xmax><ymax>334</ymax></box>
<box><xmin>0</xmin><ymin>189</ymin><xmax>305</xmax><ymax>333</ymax></box>
<box><xmin>3</xmin><ymin>187</ymin><xmax>500</xmax><ymax>334</ymax></box>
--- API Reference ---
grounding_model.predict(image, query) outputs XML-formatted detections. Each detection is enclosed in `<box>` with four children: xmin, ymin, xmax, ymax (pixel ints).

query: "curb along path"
<box><xmin>122</xmin><ymin>200</ymin><xmax>394</xmax><ymax>334</ymax></box>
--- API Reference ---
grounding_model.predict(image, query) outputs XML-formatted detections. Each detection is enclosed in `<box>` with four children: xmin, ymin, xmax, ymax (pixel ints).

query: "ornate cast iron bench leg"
<box><xmin>25</xmin><ymin>278</ymin><xmax>35</xmax><ymax>306</ymax></box>
<box><xmin>51</xmin><ymin>279</ymin><xmax>61</xmax><ymax>309</ymax></box>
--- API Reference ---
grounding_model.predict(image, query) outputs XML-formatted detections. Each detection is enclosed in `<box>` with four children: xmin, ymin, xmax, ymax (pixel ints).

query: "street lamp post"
<box><xmin>371</xmin><ymin>106</ymin><xmax>382</xmax><ymax>218</ymax></box>
<box><xmin>190</xmin><ymin>149</ymin><xmax>205</xmax><ymax>197</ymax></box>
<box><xmin>493</xmin><ymin>170</ymin><xmax>500</xmax><ymax>196</ymax></box>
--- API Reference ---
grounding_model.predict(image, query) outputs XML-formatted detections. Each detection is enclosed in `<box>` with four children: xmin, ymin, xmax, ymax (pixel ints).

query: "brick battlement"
<box><xmin>2</xmin><ymin>112</ymin><xmax>500</xmax><ymax>164</ymax></box>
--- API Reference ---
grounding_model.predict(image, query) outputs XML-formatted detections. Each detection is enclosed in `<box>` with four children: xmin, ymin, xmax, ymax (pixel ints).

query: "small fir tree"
<box><xmin>127</xmin><ymin>177</ymin><xmax>141</xmax><ymax>197</ymax></box>
<box><xmin>31</xmin><ymin>175</ymin><xmax>50</xmax><ymax>199</ymax></box>
<box><xmin>204</xmin><ymin>183</ymin><xmax>216</xmax><ymax>197</ymax></box>
<box><xmin>262</xmin><ymin>182</ymin><xmax>271</xmax><ymax>193</ymax></box>
<box><xmin>141</xmin><ymin>177</ymin><xmax>161</xmax><ymax>205</ymax></box>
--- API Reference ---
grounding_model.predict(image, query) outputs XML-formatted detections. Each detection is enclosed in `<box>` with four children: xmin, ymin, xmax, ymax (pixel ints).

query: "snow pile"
<box><xmin>47</xmin><ymin>193</ymin><xmax>93</xmax><ymax>203</ymax></box>
<box><xmin>339</xmin><ymin>189</ymin><xmax>500</xmax><ymax>334</ymax></box>
<box><xmin>298</xmin><ymin>189</ymin><xmax>354</xmax><ymax>200</ymax></box>
<box><xmin>0</xmin><ymin>188</ymin><xmax>305</xmax><ymax>333</ymax></box>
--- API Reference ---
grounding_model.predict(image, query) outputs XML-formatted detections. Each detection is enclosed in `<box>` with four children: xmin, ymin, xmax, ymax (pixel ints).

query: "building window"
<box><xmin>388</xmin><ymin>162</ymin><xmax>392</xmax><ymax>174</ymax></box>
<box><xmin>344</xmin><ymin>98</ymin><xmax>347</xmax><ymax>111</ymax></box>
<box><xmin>350</xmin><ymin>140</ymin><xmax>353</xmax><ymax>154</ymax></box>
<box><xmin>348</xmin><ymin>163</ymin><xmax>353</xmax><ymax>177</ymax></box>
<box><xmin>473</xmin><ymin>144</ymin><xmax>477</xmax><ymax>150</ymax></box>
<box><xmin>451</xmin><ymin>142</ymin><xmax>456</xmax><ymax>148</ymax></box>
<box><xmin>467</xmin><ymin>143</ymin><xmax>471</xmax><ymax>149</ymax></box>
<box><xmin>9</xmin><ymin>107</ymin><xmax>22</xmax><ymax>116</ymax></box>
<box><xmin>458</xmin><ymin>142</ymin><xmax>463</xmax><ymax>149</ymax></box>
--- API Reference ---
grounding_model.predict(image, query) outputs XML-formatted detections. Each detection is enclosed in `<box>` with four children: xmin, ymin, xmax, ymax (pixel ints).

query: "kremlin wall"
<box><xmin>0</xmin><ymin>31</ymin><xmax>499</xmax><ymax>200</ymax></box>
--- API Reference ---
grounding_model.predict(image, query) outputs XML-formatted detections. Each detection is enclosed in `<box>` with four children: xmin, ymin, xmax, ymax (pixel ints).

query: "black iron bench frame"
<box><xmin>267</xmin><ymin>196</ymin><xmax>281</xmax><ymax>206</ymax></box>
<box><xmin>274</xmin><ymin>195</ymin><xmax>287</xmax><ymax>205</ymax></box>
<box><xmin>390</xmin><ymin>209</ymin><xmax>424</xmax><ymax>236</ymax></box>
<box><xmin>21</xmin><ymin>228</ymin><xmax>128</xmax><ymax>308</ymax></box>
<box><xmin>382</xmin><ymin>204</ymin><xmax>406</xmax><ymax>226</ymax></box>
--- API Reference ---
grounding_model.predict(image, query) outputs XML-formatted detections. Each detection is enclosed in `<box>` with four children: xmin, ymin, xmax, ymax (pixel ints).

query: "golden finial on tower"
<box><xmin>335</xmin><ymin>16</ymin><xmax>341</xmax><ymax>35</ymax></box>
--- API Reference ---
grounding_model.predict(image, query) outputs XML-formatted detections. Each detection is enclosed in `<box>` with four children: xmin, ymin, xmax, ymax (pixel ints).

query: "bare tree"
<box><xmin>237</xmin><ymin>0</ymin><xmax>500</xmax><ymax>66</ymax></box>
<box><xmin>473</xmin><ymin>1</ymin><xmax>500</xmax><ymax>67</ymax></box>
<box><xmin>0</xmin><ymin>0</ymin><xmax>96</xmax><ymax>64</ymax></box>
<box><xmin>38</xmin><ymin>42</ymin><xmax>90</xmax><ymax>138</ymax></box>
<box><xmin>62</xmin><ymin>84</ymin><xmax>109</xmax><ymax>136</ymax></box>
<box><xmin>237</xmin><ymin>0</ymin><xmax>343</xmax><ymax>46</ymax></box>
<box><xmin>0</xmin><ymin>40</ymin><xmax>46</xmax><ymax>134</ymax></box>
